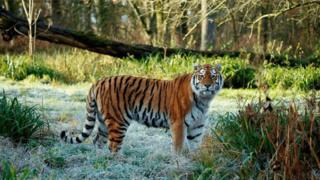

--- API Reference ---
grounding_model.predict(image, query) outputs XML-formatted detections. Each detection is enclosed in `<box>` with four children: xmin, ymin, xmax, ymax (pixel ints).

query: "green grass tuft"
<box><xmin>0</xmin><ymin>160</ymin><xmax>33</xmax><ymax>180</ymax></box>
<box><xmin>0</xmin><ymin>91</ymin><xmax>48</xmax><ymax>143</ymax></box>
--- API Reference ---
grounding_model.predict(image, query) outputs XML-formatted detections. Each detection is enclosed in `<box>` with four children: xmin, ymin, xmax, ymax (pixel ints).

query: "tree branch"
<box><xmin>252</xmin><ymin>0</ymin><xmax>320</xmax><ymax>25</ymax></box>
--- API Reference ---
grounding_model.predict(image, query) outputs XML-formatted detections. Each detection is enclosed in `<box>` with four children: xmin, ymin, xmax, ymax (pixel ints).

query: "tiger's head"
<box><xmin>191</xmin><ymin>64</ymin><xmax>223</xmax><ymax>98</ymax></box>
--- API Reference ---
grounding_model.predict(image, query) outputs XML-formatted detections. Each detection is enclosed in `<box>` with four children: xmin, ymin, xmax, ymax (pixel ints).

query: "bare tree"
<box><xmin>21</xmin><ymin>0</ymin><xmax>41</xmax><ymax>57</ymax></box>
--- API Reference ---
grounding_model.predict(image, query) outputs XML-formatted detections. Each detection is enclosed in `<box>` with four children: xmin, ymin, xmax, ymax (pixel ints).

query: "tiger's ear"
<box><xmin>215</xmin><ymin>64</ymin><xmax>222</xmax><ymax>72</ymax></box>
<box><xmin>193</xmin><ymin>64</ymin><xmax>201</xmax><ymax>71</ymax></box>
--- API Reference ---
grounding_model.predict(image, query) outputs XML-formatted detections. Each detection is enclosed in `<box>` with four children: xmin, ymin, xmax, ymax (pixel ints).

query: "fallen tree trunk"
<box><xmin>0</xmin><ymin>8</ymin><xmax>241</xmax><ymax>59</ymax></box>
<box><xmin>0</xmin><ymin>8</ymin><xmax>317</xmax><ymax>66</ymax></box>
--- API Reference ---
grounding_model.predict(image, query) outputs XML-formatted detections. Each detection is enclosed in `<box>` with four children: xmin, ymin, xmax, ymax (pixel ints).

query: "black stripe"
<box><xmin>146</xmin><ymin>81</ymin><xmax>157</xmax><ymax>112</ymax></box>
<box><xmin>85</xmin><ymin>124</ymin><xmax>94</xmax><ymax>129</ymax></box>
<box><xmin>159</xmin><ymin>120</ymin><xmax>164</xmax><ymax>127</ymax></box>
<box><xmin>87</xmin><ymin>115</ymin><xmax>95</xmax><ymax>122</ymax></box>
<box><xmin>133</xmin><ymin>107</ymin><xmax>139</xmax><ymax>120</ymax></box>
<box><xmin>125</xmin><ymin>77</ymin><xmax>137</xmax><ymax>110</ymax></box>
<box><xmin>76</xmin><ymin>137</ymin><xmax>82</xmax><ymax>143</ymax></box>
<box><xmin>193</xmin><ymin>93</ymin><xmax>204</xmax><ymax>113</ymax></box>
<box><xmin>147</xmin><ymin>93</ymin><xmax>154</xmax><ymax>112</ymax></box>
<box><xmin>109</xmin><ymin>78</ymin><xmax>117</xmax><ymax>118</ymax></box>
<box><xmin>111</xmin><ymin>77</ymin><xmax>127</xmax><ymax>125</ymax></box>
<box><xmin>144</xmin><ymin>114</ymin><xmax>150</xmax><ymax>127</ymax></box>
<box><xmin>163</xmin><ymin>82</ymin><xmax>168</xmax><ymax>113</ymax></box>
<box><xmin>82</xmin><ymin>132</ymin><xmax>90</xmax><ymax>138</ymax></box>
<box><xmin>184</xmin><ymin>120</ymin><xmax>189</xmax><ymax>127</ymax></box>
<box><xmin>162</xmin><ymin>112</ymin><xmax>168</xmax><ymax>127</ymax></box>
<box><xmin>138</xmin><ymin>79</ymin><xmax>150</xmax><ymax>111</ymax></box>
<box><xmin>155</xmin><ymin>112</ymin><xmax>160</xmax><ymax>119</ymax></box>
<box><xmin>109</xmin><ymin>129</ymin><xmax>123</xmax><ymax>134</ymax></box>
<box><xmin>86</xmin><ymin>109</ymin><xmax>95</xmax><ymax>114</ymax></box>
<box><xmin>117</xmin><ymin>134</ymin><xmax>125</xmax><ymax>139</ymax></box>
<box><xmin>116</xmin><ymin>76</ymin><xmax>124</xmax><ymax>113</ymax></box>
<box><xmin>100</xmin><ymin>79</ymin><xmax>106</xmax><ymax>88</ymax></box>
<box><xmin>193</xmin><ymin>124</ymin><xmax>204</xmax><ymax>130</ymax></box>
<box><xmin>150</xmin><ymin>81</ymin><xmax>156</xmax><ymax>95</ymax></box>
<box><xmin>70</xmin><ymin>138</ymin><xmax>73</xmax><ymax>144</ymax></box>
<box><xmin>151</xmin><ymin>118</ymin><xmax>157</xmax><ymax>127</ymax></box>
<box><xmin>123</xmin><ymin>77</ymin><xmax>133</xmax><ymax>120</ymax></box>
<box><xmin>98</xmin><ymin>131</ymin><xmax>108</xmax><ymax>137</ymax></box>
<box><xmin>108</xmin><ymin>78</ymin><xmax>112</xmax><ymax>87</ymax></box>
<box><xmin>119</xmin><ymin>126</ymin><xmax>127</xmax><ymax>131</ymax></box>
<box><xmin>149</xmin><ymin>111</ymin><xmax>154</xmax><ymax>119</ymax></box>
<box><xmin>123</xmin><ymin>118</ymin><xmax>130</xmax><ymax>127</ymax></box>
<box><xmin>187</xmin><ymin>133</ymin><xmax>202</xmax><ymax>140</ymax></box>
<box><xmin>128</xmin><ymin>78</ymin><xmax>143</xmax><ymax>108</ymax></box>
<box><xmin>157</xmin><ymin>84</ymin><xmax>162</xmax><ymax>111</ymax></box>
<box><xmin>191</xmin><ymin>113</ymin><xmax>196</xmax><ymax>121</ymax></box>
<box><xmin>194</xmin><ymin>76</ymin><xmax>200</xmax><ymax>90</ymax></box>
<box><xmin>142</xmin><ymin>107</ymin><xmax>147</xmax><ymax>119</ymax></box>
<box><xmin>113</xmin><ymin>76</ymin><xmax>118</xmax><ymax>94</ymax></box>
<box><xmin>110</xmin><ymin>138</ymin><xmax>122</xmax><ymax>143</ymax></box>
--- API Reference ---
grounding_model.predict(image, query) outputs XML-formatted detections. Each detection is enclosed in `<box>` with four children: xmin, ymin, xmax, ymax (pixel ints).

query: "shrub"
<box><xmin>196</xmin><ymin>95</ymin><xmax>320</xmax><ymax>179</ymax></box>
<box><xmin>0</xmin><ymin>92</ymin><xmax>48</xmax><ymax>143</ymax></box>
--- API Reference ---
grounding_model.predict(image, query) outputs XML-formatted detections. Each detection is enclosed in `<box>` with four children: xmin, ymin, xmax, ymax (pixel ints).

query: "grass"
<box><xmin>0</xmin><ymin>91</ymin><xmax>48</xmax><ymax>143</ymax></box>
<box><xmin>0</xmin><ymin>160</ymin><xmax>33</xmax><ymax>180</ymax></box>
<box><xmin>0</xmin><ymin>49</ymin><xmax>319</xmax><ymax>90</ymax></box>
<box><xmin>196</xmin><ymin>93</ymin><xmax>320</xmax><ymax>179</ymax></box>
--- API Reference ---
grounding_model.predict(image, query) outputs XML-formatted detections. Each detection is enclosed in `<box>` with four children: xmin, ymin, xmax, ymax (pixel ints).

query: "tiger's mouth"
<box><xmin>200</xmin><ymin>90</ymin><xmax>215</xmax><ymax>96</ymax></box>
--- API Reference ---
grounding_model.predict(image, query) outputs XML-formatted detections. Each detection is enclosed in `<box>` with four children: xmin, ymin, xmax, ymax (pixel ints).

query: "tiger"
<box><xmin>60</xmin><ymin>64</ymin><xmax>224</xmax><ymax>153</ymax></box>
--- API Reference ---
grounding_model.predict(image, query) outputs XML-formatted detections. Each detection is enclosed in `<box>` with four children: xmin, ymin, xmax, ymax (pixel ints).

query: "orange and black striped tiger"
<box><xmin>60</xmin><ymin>64</ymin><xmax>223</xmax><ymax>153</ymax></box>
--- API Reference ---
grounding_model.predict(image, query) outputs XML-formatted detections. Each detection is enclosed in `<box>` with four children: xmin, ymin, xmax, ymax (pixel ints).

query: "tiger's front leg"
<box><xmin>170</xmin><ymin>117</ymin><xmax>186</xmax><ymax>153</ymax></box>
<box><xmin>186</xmin><ymin>121</ymin><xmax>206</xmax><ymax>151</ymax></box>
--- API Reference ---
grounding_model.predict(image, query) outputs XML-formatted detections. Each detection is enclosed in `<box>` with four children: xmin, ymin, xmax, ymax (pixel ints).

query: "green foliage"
<box><xmin>0</xmin><ymin>160</ymin><xmax>32</xmax><ymax>180</ymax></box>
<box><xmin>1</xmin><ymin>51</ymin><xmax>320</xmax><ymax>90</ymax></box>
<box><xmin>44</xmin><ymin>155</ymin><xmax>65</xmax><ymax>168</ymax></box>
<box><xmin>0</xmin><ymin>92</ymin><xmax>47</xmax><ymax>143</ymax></box>
<box><xmin>0</xmin><ymin>55</ymin><xmax>65</xmax><ymax>83</ymax></box>
<box><xmin>221</xmin><ymin>61</ymin><xmax>256</xmax><ymax>88</ymax></box>
<box><xmin>263</xmin><ymin>66</ymin><xmax>320</xmax><ymax>90</ymax></box>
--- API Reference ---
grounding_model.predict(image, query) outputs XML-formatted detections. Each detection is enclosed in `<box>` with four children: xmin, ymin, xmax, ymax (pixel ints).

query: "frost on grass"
<box><xmin>0</xmin><ymin>77</ymin><xmax>233</xmax><ymax>179</ymax></box>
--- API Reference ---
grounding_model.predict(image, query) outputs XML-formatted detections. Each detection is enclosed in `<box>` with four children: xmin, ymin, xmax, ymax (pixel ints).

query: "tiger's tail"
<box><xmin>60</xmin><ymin>84</ymin><xmax>97</xmax><ymax>144</ymax></box>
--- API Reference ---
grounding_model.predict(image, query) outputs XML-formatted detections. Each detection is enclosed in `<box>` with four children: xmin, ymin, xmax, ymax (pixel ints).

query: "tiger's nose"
<box><xmin>205</xmin><ymin>84</ymin><xmax>211</xmax><ymax>88</ymax></box>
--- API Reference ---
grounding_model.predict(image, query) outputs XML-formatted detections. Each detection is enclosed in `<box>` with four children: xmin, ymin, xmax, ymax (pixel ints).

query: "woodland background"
<box><xmin>0</xmin><ymin>0</ymin><xmax>319</xmax><ymax>57</ymax></box>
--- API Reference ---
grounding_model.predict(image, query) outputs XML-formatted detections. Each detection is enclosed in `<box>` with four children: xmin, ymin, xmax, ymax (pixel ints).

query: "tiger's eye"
<box><xmin>198</xmin><ymin>75</ymin><xmax>204</xmax><ymax>80</ymax></box>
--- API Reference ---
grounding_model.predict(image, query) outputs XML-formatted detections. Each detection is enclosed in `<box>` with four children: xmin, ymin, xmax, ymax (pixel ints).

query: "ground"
<box><xmin>0</xmin><ymin>76</ymin><xmax>237</xmax><ymax>179</ymax></box>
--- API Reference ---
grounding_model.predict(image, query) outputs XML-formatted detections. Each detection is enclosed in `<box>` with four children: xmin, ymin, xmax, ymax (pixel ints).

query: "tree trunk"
<box><xmin>200</xmin><ymin>0</ymin><xmax>208</xmax><ymax>51</ymax></box>
<box><xmin>51</xmin><ymin>0</ymin><xmax>62</xmax><ymax>26</ymax></box>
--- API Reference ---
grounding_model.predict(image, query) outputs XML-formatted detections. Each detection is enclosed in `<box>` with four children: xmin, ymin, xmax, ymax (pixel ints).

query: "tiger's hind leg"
<box><xmin>93</xmin><ymin>122</ymin><xmax>108</xmax><ymax>148</ymax></box>
<box><xmin>106</xmin><ymin>119</ymin><xmax>129</xmax><ymax>153</ymax></box>
<box><xmin>93</xmin><ymin>112</ymin><xmax>108</xmax><ymax>148</ymax></box>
